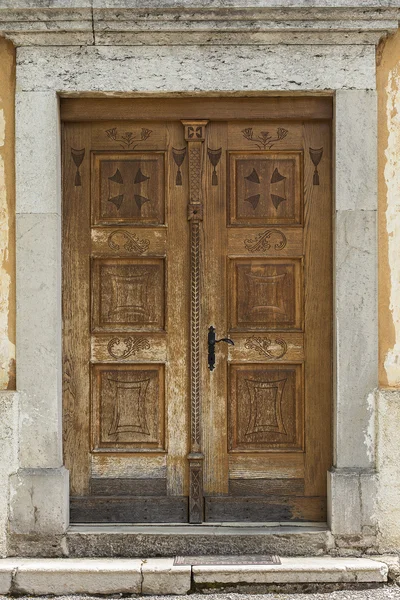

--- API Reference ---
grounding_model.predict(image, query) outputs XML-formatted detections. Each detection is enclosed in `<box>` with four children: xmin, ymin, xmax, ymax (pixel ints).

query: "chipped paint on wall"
<box><xmin>382</xmin><ymin>58</ymin><xmax>400</xmax><ymax>386</ymax></box>
<box><xmin>0</xmin><ymin>38</ymin><xmax>16</xmax><ymax>390</ymax></box>
<box><xmin>378</xmin><ymin>31</ymin><xmax>400</xmax><ymax>389</ymax></box>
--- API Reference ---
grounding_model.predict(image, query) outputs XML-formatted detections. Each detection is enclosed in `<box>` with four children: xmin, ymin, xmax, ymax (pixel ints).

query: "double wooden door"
<box><xmin>62</xmin><ymin>98</ymin><xmax>332</xmax><ymax>524</ymax></box>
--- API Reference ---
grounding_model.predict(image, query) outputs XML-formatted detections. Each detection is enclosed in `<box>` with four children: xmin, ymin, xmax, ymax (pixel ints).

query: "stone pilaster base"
<box><xmin>328</xmin><ymin>468</ymin><xmax>378</xmax><ymax>552</ymax></box>
<box><xmin>9</xmin><ymin>467</ymin><xmax>69</xmax><ymax>536</ymax></box>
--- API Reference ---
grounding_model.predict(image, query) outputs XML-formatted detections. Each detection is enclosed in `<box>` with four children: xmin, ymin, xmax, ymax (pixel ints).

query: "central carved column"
<box><xmin>182</xmin><ymin>120</ymin><xmax>208</xmax><ymax>523</ymax></box>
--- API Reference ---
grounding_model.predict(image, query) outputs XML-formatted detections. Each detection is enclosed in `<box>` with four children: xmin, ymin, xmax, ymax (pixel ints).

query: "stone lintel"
<box><xmin>16</xmin><ymin>45</ymin><xmax>376</xmax><ymax>92</ymax></box>
<box><xmin>0</xmin><ymin>3</ymin><xmax>399</xmax><ymax>46</ymax></box>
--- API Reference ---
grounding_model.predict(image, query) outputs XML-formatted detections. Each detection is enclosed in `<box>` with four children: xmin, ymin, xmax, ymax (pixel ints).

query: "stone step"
<box><xmin>64</xmin><ymin>523</ymin><xmax>333</xmax><ymax>558</ymax></box>
<box><xmin>0</xmin><ymin>556</ymin><xmax>388</xmax><ymax>596</ymax></box>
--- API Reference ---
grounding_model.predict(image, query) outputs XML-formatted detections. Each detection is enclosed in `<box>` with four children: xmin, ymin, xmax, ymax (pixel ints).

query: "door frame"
<box><xmin>61</xmin><ymin>100</ymin><xmax>333</xmax><ymax>525</ymax></box>
<box><xmin>12</xmin><ymin>68</ymin><xmax>378</xmax><ymax>544</ymax></box>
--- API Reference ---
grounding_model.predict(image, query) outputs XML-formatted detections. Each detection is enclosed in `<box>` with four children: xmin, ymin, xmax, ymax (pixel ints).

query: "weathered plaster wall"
<box><xmin>0</xmin><ymin>37</ymin><xmax>17</xmax><ymax>558</ymax></box>
<box><xmin>0</xmin><ymin>37</ymin><xmax>15</xmax><ymax>390</ymax></box>
<box><xmin>377</xmin><ymin>30</ymin><xmax>400</xmax><ymax>551</ymax></box>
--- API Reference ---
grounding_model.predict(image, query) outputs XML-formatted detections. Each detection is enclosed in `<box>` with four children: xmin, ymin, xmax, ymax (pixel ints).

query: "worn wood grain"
<box><xmin>63</xmin><ymin>123</ymin><xmax>92</xmax><ymax>496</ymax></box>
<box><xmin>205</xmin><ymin>496</ymin><xmax>326</xmax><ymax>522</ymax></box>
<box><xmin>228</xmin><ymin>333</ymin><xmax>304</xmax><ymax>362</ymax></box>
<box><xmin>71</xmin><ymin>496</ymin><xmax>188</xmax><ymax>523</ymax></box>
<box><xmin>229</xmin><ymin>478</ymin><xmax>305</xmax><ymax>497</ymax></box>
<box><xmin>202</xmin><ymin>120</ymin><xmax>229</xmax><ymax>495</ymax></box>
<box><xmin>229</xmin><ymin>453</ymin><xmax>304</xmax><ymax>479</ymax></box>
<box><xmin>91</xmin><ymin>333</ymin><xmax>167</xmax><ymax>363</ymax></box>
<box><xmin>61</xmin><ymin>97</ymin><xmax>333</xmax><ymax>122</ymax></box>
<box><xmin>303</xmin><ymin>121</ymin><xmax>332</xmax><ymax>498</ymax></box>
<box><xmin>91</xmin><ymin>227</ymin><xmax>167</xmax><ymax>258</ymax></box>
<box><xmin>90</xmin><ymin>478</ymin><xmax>167</xmax><ymax>496</ymax></box>
<box><xmin>64</xmin><ymin>98</ymin><xmax>332</xmax><ymax>524</ymax></box>
<box><xmin>91</xmin><ymin>454</ymin><xmax>167</xmax><ymax>479</ymax></box>
<box><xmin>228</xmin><ymin>227</ymin><xmax>303</xmax><ymax>258</ymax></box>
<box><xmin>165</xmin><ymin>121</ymin><xmax>191</xmax><ymax>497</ymax></box>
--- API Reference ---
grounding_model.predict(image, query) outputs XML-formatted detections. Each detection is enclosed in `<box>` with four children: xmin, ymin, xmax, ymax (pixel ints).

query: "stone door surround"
<box><xmin>0</xmin><ymin>1</ymin><xmax>393</xmax><ymax>553</ymax></box>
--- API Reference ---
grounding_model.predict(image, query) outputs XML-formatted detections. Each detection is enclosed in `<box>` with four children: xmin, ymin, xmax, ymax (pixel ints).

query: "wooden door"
<box><xmin>63</xmin><ymin>119</ymin><xmax>191</xmax><ymax>522</ymax></box>
<box><xmin>202</xmin><ymin>114</ymin><xmax>332</xmax><ymax>522</ymax></box>
<box><xmin>62</xmin><ymin>98</ymin><xmax>332</xmax><ymax>524</ymax></box>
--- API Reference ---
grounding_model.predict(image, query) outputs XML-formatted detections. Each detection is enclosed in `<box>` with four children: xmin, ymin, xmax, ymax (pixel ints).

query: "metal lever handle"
<box><xmin>208</xmin><ymin>326</ymin><xmax>234</xmax><ymax>371</ymax></box>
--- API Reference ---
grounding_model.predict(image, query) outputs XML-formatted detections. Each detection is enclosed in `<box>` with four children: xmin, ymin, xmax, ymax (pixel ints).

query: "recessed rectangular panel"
<box><xmin>92</xmin><ymin>258</ymin><xmax>165</xmax><ymax>331</ymax></box>
<box><xmin>93</xmin><ymin>152</ymin><xmax>165</xmax><ymax>226</ymax></box>
<box><xmin>228</xmin><ymin>364</ymin><xmax>303</xmax><ymax>452</ymax></box>
<box><xmin>229</xmin><ymin>152</ymin><xmax>302</xmax><ymax>226</ymax></box>
<box><xmin>92</xmin><ymin>364</ymin><xmax>165</xmax><ymax>450</ymax></box>
<box><xmin>229</xmin><ymin>258</ymin><xmax>302</xmax><ymax>331</ymax></box>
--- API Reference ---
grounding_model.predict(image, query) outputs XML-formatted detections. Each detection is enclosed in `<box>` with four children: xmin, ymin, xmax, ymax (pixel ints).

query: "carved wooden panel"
<box><xmin>228</xmin><ymin>333</ymin><xmax>304</xmax><ymax>363</ymax></box>
<box><xmin>228</xmin><ymin>228</ymin><xmax>303</xmax><ymax>257</ymax></box>
<box><xmin>91</xmin><ymin>333</ymin><xmax>166</xmax><ymax>363</ymax></box>
<box><xmin>229</xmin><ymin>258</ymin><xmax>302</xmax><ymax>331</ymax></box>
<box><xmin>92</xmin><ymin>258</ymin><xmax>165</xmax><ymax>331</ymax></box>
<box><xmin>228</xmin><ymin>152</ymin><xmax>302</xmax><ymax>226</ymax></box>
<box><xmin>93</xmin><ymin>153</ymin><xmax>165</xmax><ymax>226</ymax></box>
<box><xmin>92</xmin><ymin>228</ymin><xmax>167</xmax><ymax>257</ymax></box>
<box><xmin>228</xmin><ymin>364</ymin><xmax>303</xmax><ymax>452</ymax></box>
<box><xmin>92</xmin><ymin>364</ymin><xmax>165</xmax><ymax>450</ymax></box>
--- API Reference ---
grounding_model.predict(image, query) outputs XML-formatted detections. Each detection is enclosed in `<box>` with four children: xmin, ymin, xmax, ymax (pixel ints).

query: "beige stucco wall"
<box><xmin>376</xmin><ymin>30</ymin><xmax>400</xmax><ymax>551</ymax></box>
<box><xmin>1</xmin><ymin>25</ymin><xmax>400</xmax><ymax>552</ymax></box>
<box><xmin>0</xmin><ymin>37</ymin><xmax>15</xmax><ymax>391</ymax></box>
<box><xmin>0</xmin><ymin>36</ymin><xmax>16</xmax><ymax>558</ymax></box>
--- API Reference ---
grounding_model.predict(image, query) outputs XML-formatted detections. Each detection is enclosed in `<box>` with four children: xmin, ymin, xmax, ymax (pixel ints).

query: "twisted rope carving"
<box><xmin>190</xmin><ymin>221</ymin><xmax>201</xmax><ymax>446</ymax></box>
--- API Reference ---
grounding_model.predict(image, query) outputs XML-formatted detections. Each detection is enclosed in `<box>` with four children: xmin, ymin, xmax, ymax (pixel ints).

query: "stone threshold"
<box><xmin>0</xmin><ymin>556</ymin><xmax>388</xmax><ymax>596</ymax></box>
<box><xmin>65</xmin><ymin>523</ymin><xmax>333</xmax><ymax>558</ymax></box>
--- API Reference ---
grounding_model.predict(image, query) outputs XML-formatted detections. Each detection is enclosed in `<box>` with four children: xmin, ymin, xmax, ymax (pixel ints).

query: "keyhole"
<box><xmin>193</xmin><ymin>210</ymin><xmax>198</xmax><ymax>214</ymax></box>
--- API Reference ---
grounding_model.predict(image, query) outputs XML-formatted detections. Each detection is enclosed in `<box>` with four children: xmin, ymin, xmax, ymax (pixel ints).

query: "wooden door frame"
<box><xmin>12</xmin><ymin>90</ymin><xmax>378</xmax><ymax>544</ymax></box>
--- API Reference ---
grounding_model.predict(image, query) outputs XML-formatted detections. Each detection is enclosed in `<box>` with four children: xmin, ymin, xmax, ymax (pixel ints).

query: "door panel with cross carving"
<box><xmin>64</xmin><ymin>120</ymin><xmax>191</xmax><ymax>522</ymax></box>
<box><xmin>202</xmin><ymin>115</ymin><xmax>332</xmax><ymax>522</ymax></box>
<box><xmin>62</xmin><ymin>98</ymin><xmax>332</xmax><ymax>523</ymax></box>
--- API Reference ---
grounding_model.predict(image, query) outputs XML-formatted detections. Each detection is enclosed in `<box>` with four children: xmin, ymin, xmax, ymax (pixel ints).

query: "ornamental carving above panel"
<box><xmin>228</xmin><ymin>365</ymin><xmax>302</xmax><ymax>451</ymax></box>
<box><xmin>242</xmin><ymin>127</ymin><xmax>288</xmax><ymax>150</ymax></box>
<box><xmin>108</xmin><ymin>230</ymin><xmax>150</xmax><ymax>254</ymax></box>
<box><xmin>94</xmin><ymin>153</ymin><xmax>165</xmax><ymax>225</ymax></box>
<box><xmin>244</xmin><ymin>229</ymin><xmax>287</xmax><ymax>253</ymax></box>
<box><xmin>107</xmin><ymin>336</ymin><xmax>151</xmax><ymax>359</ymax></box>
<box><xmin>245</xmin><ymin>336</ymin><xmax>288</xmax><ymax>359</ymax></box>
<box><xmin>105</xmin><ymin>127</ymin><xmax>152</xmax><ymax>149</ymax></box>
<box><xmin>229</xmin><ymin>152</ymin><xmax>302</xmax><ymax>226</ymax></box>
<box><xmin>92</xmin><ymin>364</ymin><xmax>164</xmax><ymax>450</ymax></box>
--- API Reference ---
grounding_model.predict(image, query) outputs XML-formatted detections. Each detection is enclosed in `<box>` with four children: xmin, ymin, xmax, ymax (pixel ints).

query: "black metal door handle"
<box><xmin>208</xmin><ymin>326</ymin><xmax>234</xmax><ymax>371</ymax></box>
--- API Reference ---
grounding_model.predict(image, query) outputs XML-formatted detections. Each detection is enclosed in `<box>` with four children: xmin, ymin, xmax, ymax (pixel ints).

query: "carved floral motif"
<box><xmin>244</xmin><ymin>229</ymin><xmax>287</xmax><ymax>252</ymax></box>
<box><xmin>108</xmin><ymin>230</ymin><xmax>150</xmax><ymax>254</ymax></box>
<box><xmin>242</xmin><ymin>127</ymin><xmax>288</xmax><ymax>150</ymax></box>
<box><xmin>245</xmin><ymin>336</ymin><xmax>288</xmax><ymax>359</ymax></box>
<box><xmin>107</xmin><ymin>336</ymin><xmax>150</xmax><ymax>360</ymax></box>
<box><xmin>105</xmin><ymin>127</ymin><xmax>152</xmax><ymax>149</ymax></box>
